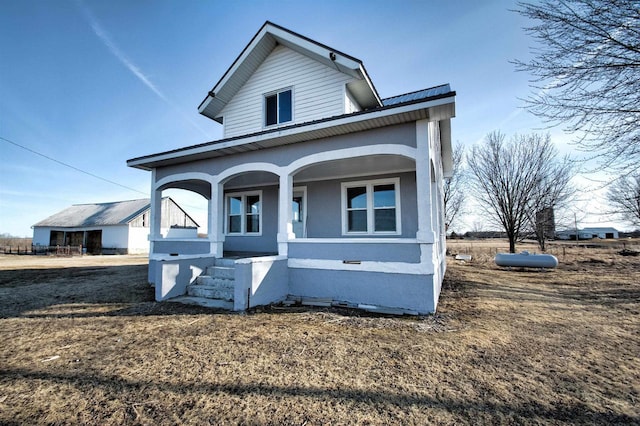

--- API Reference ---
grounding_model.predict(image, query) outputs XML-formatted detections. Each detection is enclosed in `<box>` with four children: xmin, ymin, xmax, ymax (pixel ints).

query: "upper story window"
<box><xmin>341</xmin><ymin>178</ymin><xmax>401</xmax><ymax>235</ymax></box>
<box><xmin>265</xmin><ymin>88</ymin><xmax>293</xmax><ymax>127</ymax></box>
<box><xmin>225</xmin><ymin>191</ymin><xmax>262</xmax><ymax>236</ymax></box>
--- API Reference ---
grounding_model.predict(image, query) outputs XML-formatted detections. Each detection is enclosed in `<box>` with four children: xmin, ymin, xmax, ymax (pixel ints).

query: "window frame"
<box><xmin>224</xmin><ymin>190</ymin><xmax>263</xmax><ymax>236</ymax></box>
<box><xmin>263</xmin><ymin>87</ymin><xmax>294</xmax><ymax>128</ymax></box>
<box><xmin>341</xmin><ymin>178</ymin><xmax>401</xmax><ymax>236</ymax></box>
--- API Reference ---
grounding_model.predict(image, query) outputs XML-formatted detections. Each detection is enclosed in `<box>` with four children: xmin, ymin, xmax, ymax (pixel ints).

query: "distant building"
<box><xmin>556</xmin><ymin>227</ymin><xmax>619</xmax><ymax>240</ymax></box>
<box><xmin>32</xmin><ymin>198</ymin><xmax>198</xmax><ymax>254</ymax></box>
<box><xmin>582</xmin><ymin>227</ymin><xmax>619</xmax><ymax>239</ymax></box>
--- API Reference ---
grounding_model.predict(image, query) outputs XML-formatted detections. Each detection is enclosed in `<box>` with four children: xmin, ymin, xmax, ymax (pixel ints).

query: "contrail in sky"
<box><xmin>76</xmin><ymin>1</ymin><xmax>212</xmax><ymax>139</ymax></box>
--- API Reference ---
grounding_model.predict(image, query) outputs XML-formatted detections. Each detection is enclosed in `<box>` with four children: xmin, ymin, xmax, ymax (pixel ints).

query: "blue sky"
<box><xmin>0</xmin><ymin>0</ymin><xmax>626</xmax><ymax>237</ymax></box>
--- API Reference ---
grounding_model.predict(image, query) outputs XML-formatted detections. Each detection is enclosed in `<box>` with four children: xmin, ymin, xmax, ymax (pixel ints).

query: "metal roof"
<box><xmin>382</xmin><ymin>84</ymin><xmax>452</xmax><ymax>106</ymax></box>
<box><xmin>128</xmin><ymin>85</ymin><xmax>456</xmax><ymax>170</ymax></box>
<box><xmin>33</xmin><ymin>199</ymin><xmax>151</xmax><ymax>228</ymax></box>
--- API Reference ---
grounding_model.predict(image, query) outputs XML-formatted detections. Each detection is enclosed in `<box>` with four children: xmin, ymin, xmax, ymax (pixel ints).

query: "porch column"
<box><xmin>149</xmin><ymin>171</ymin><xmax>163</xmax><ymax>254</ymax></box>
<box><xmin>415</xmin><ymin>119</ymin><xmax>435</xmax><ymax>244</ymax></box>
<box><xmin>277</xmin><ymin>173</ymin><xmax>295</xmax><ymax>256</ymax></box>
<box><xmin>208</xmin><ymin>180</ymin><xmax>224</xmax><ymax>258</ymax></box>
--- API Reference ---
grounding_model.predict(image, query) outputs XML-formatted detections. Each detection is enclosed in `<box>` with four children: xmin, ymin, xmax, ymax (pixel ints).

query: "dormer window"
<box><xmin>264</xmin><ymin>88</ymin><xmax>293</xmax><ymax>127</ymax></box>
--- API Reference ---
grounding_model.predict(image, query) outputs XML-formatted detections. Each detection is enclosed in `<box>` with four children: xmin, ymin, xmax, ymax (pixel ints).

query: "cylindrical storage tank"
<box><xmin>495</xmin><ymin>251</ymin><xmax>558</xmax><ymax>268</ymax></box>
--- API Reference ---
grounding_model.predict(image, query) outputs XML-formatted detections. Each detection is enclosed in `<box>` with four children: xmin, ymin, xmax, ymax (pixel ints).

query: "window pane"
<box><xmin>246</xmin><ymin>215</ymin><xmax>260</xmax><ymax>233</ymax></box>
<box><xmin>278</xmin><ymin>90</ymin><xmax>292</xmax><ymax>123</ymax></box>
<box><xmin>246</xmin><ymin>195</ymin><xmax>260</xmax><ymax>214</ymax></box>
<box><xmin>229</xmin><ymin>196</ymin><xmax>242</xmax><ymax>215</ymax></box>
<box><xmin>375</xmin><ymin>208</ymin><xmax>396</xmax><ymax>232</ymax></box>
<box><xmin>229</xmin><ymin>215</ymin><xmax>241</xmax><ymax>233</ymax></box>
<box><xmin>292</xmin><ymin>197</ymin><xmax>302</xmax><ymax>222</ymax></box>
<box><xmin>265</xmin><ymin>94</ymin><xmax>277</xmax><ymax>126</ymax></box>
<box><xmin>374</xmin><ymin>184</ymin><xmax>396</xmax><ymax>208</ymax></box>
<box><xmin>348</xmin><ymin>210</ymin><xmax>367</xmax><ymax>232</ymax></box>
<box><xmin>347</xmin><ymin>186</ymin><xmax>367</xmax><ymax>209</ymax></box>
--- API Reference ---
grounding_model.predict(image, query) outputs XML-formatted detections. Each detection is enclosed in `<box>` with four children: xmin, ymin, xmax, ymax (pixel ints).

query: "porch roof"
<box><xmin>128</xmin><ymin>85</ymin><xmax>456</xmax><ymax>171</ymax></box>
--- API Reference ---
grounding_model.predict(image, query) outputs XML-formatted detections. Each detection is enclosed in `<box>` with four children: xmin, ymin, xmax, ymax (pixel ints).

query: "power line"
<box><xmin>1</xmin><ymin>135</ymin><xmax>147</xmax><ymax>196</ymax></box>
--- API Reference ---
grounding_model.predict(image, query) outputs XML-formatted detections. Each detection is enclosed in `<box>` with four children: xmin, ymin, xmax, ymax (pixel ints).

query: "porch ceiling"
<box><xmin>223</xmin><ymin>155</ymin><xmax>415</xmax><ymax>189</ymax></box>
<box><xmin>294</xmin><ymin>155</ymin><xmax>415</xmax><ymax>182</ymax></box>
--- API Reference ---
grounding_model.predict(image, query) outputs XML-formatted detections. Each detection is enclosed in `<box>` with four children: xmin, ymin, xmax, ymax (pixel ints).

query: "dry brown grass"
<box><xmin>0</xmin><ymin>245</ymin><xmax>638</xmax><ymax>425</ymax></box>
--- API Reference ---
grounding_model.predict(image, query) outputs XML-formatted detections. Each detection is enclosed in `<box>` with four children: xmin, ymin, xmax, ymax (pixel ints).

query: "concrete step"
<box><xmin>167</xmin><ymin>296</ymin><xmax>234</xmax><ymax>310</ymax></box>
<box><xmin>187</xmin><ymin>283</ymin><xmax>234</xmax><ymax>301</ymax></box>
<box><xmin>214</xmin><ymin>258</ymin><xmax>237</xmax><ymax>267</ymax></box>
<box><xmin>206</xmin><ymin>265</ymin><xmax>235</xmax><ymax>279</ymax></box>
<box><xmin>195</xmin><ymin>276</ymin><xmax>235</xmax><ymax>289</ymax></box>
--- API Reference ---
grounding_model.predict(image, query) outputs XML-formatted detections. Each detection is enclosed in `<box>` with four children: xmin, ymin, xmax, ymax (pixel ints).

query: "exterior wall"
<box><xmin>32</xmin><ymin>226</ymin><xmax>130</xmax><ymax>250</ymax></box>
<box><xmin>582</xmin><ymin>228</ymin><xmax>619</xmax><ymax>239</ymax></box>
<box><xmin>288</xmin><ymin>241</ymin><xmax>421</xmax><ymax>263</ymax></box>
<box><xmin>289</xmin><ymin>268</ymin><xmax>435</xmax><ymax>314</ymax></box>
<box><xmin>223</xmin><ymin>184</ymin><xmax>279</xmax><ymax>253</ymax></box>
<box><xmin>303</xmin><ymin>172</ymin><xmax>418</xmax><ymax>239</ymax></box>
<box><xmin>101</xmin><ymin>226</ymin><xmax>130</xmax><ymax>249</ymax></box>
<box><xmin>155</xmin><ymin>123</ymin><xmax>417</xmax><ymax>181</ymax></box>
<box><xmin>32</xmin><ymin>227</ymin><xmax>50</xmax><ymax>246</ymax></box>
<box><xmin>345</xmin><ymin>88</ymin><xmax>361</xmax><ymax>114</ymax></box>
<box><xmin>151</xmin><ymin>255</ymin><xmax>213</xmax><ymax>300</ymax></box>
<box><xmin>148</xmin><ymin>120</ymin><xmax>450</xmax><ymax>314</ymax></box>
<box><xmin>427</xmin><ymin>121</ymin><xmax>448</xmax><ymax>305</ymax></box>
<box><xmin>163</xmin><ymin>227</ymin><xmax>198</xmax><ymax>239</ymax></box>
<box><xmin>161</xmin><ymin>198</ymin><xmax>199</xmax><ymax>228</ymax></box>
<box><xmin>153</xmin><ymin>239</ymin><xmax>211</xmax><ymax>255</ymax></box>
<box><xmin>127</xmin><ymin>226</ymin><xmax>150</xmax><ymax>254</ymax></box>
<box><xmin>234</xmin><ymin>256</ymin><xmax>289</xmax><ymax>310</ymax></box>
<box><xmin>220</xmin><ymin>45</ymin><xmax>355</xmax><ymax>138</ymax></box>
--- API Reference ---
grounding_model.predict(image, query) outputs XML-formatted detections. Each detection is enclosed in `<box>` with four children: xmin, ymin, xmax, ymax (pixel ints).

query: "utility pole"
<box><xmin>574</xmin><ymin>212</ymin><xmax>578</xmax><ymax>243</ymax></box>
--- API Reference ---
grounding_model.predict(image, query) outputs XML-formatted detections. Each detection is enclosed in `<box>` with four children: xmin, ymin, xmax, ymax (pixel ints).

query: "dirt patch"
<box><xmin>0</xmin><ymin>248</ymin><xmax>638</xmax><ymax>425</ymax></box>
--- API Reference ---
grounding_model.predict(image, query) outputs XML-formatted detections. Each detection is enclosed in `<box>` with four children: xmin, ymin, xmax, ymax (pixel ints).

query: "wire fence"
<box><xmin>1</xmin><ymin>245</ymin><xmax>83</xmax><ymax>256</ymax></box>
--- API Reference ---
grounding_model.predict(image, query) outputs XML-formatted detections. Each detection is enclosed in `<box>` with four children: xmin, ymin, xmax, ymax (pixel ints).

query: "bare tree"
<box><xmin>443</xmin><ymin>143</ymin><xmax>466</xmax><ymax>232</ymax></box>
<box><xmin>523</xmin><ymin>159</ymin><xmax>574</xmax><ymax>251</ymax></box>
<box><xmin>515</xmin><ymin>0</ymin><xmax>640</xmax><ymax>172</ymax></box>
<box><xmin>607</xmin><ymin>172</ymin><xmax>640</xmax><ymax>226</ymax></box>
<box><xmin>468</xmin><ymin>131</ymin><xmax>574</xmax><ymax>253</ymax></box>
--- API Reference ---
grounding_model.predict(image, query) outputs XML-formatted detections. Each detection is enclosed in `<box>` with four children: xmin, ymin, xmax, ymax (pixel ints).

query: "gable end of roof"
<box><xmin>197</xmin><ymin>21</ymin><xmax>382</xmax><ymax>122</ymax></box>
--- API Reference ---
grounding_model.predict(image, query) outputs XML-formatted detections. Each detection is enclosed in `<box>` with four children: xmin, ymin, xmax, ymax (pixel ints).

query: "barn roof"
<box><xmin>33</xmin><ymin>198</ymin><xmax>152</xmax><ymax>228</ymax></box>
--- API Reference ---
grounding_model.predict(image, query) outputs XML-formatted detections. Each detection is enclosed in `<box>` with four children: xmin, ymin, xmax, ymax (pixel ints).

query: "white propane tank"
<box><xmin>494</xmin><ymin>251</ymin><xmax>558</xmax><ymax>268</ymax></box>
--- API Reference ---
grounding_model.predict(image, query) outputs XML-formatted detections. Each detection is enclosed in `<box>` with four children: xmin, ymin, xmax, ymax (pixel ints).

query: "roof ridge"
<box><xmin>71</xmin><ymin>198</ymin><xmax>150</xmax><ymax>207</ymax></box>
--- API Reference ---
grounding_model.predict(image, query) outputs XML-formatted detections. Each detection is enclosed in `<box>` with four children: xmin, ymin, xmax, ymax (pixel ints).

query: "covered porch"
<box><xmin>144</xmin><ymin>120</ymin><xmax>445</xmax><ymax>314</ymax></box>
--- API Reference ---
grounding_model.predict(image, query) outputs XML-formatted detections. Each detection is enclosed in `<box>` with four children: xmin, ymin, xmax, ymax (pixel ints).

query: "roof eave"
<box><xmin>129</xmin><ymin>93</ymin><xmax>455</xmax><ymax>171</ymax></box>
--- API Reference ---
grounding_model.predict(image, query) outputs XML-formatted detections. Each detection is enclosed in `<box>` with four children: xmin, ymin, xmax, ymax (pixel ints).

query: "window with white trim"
<box><xmin>225</xmin><ymin>191</ymin><xmax>262</xmax><ymax>235</ymax></box>
<box><xmin>341</xmin><ymin>178</ymin><xmax>401</xmax><ymax>235</ymax></box>
<box><xmin>264</xmin><ymin>88</ymin><xmax>292</xmax><ymax>127</ymax></box>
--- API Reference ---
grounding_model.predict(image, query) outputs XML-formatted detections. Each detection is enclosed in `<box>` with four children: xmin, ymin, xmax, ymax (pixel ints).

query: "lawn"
<box><xmin>0</xmin><ymin>243</ymin><xmax>638</xmax><ymax>425</ymax></box>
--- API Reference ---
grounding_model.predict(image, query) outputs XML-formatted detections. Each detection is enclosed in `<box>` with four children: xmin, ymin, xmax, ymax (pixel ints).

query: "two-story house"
<box><xmin>127</xmin><ymin>21</ymin><xmax>456</xmax><ymax>314</ymax></box>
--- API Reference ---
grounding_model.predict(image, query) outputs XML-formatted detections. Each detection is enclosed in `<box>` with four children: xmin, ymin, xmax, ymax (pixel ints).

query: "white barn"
<box><xmin>32</xmin><ymin>198</ymin><xmax>198</xmax><ymax>254</ymax></box>
<box><xmin>556</xmin><ymin>227</ymin><xmax>619</xmax><ymax>240</ymax></box>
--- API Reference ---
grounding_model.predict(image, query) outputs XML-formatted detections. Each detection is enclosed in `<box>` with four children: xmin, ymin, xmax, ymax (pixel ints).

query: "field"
<box><xmin>0</xmin><ymin>242</ymin><xmax>638</xmax><ymax>425</ymax></box>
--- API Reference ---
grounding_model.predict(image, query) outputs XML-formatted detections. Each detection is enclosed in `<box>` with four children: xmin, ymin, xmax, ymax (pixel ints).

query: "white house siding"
<box><xmin>344</xmin><ymin>88</ymin><xmax>361</xmax><ymax>114</ymax></box>
<box><xmin>220</xmin><ymin>45</ymin><xmax>356</xmax><ymax>138</ymax></box>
